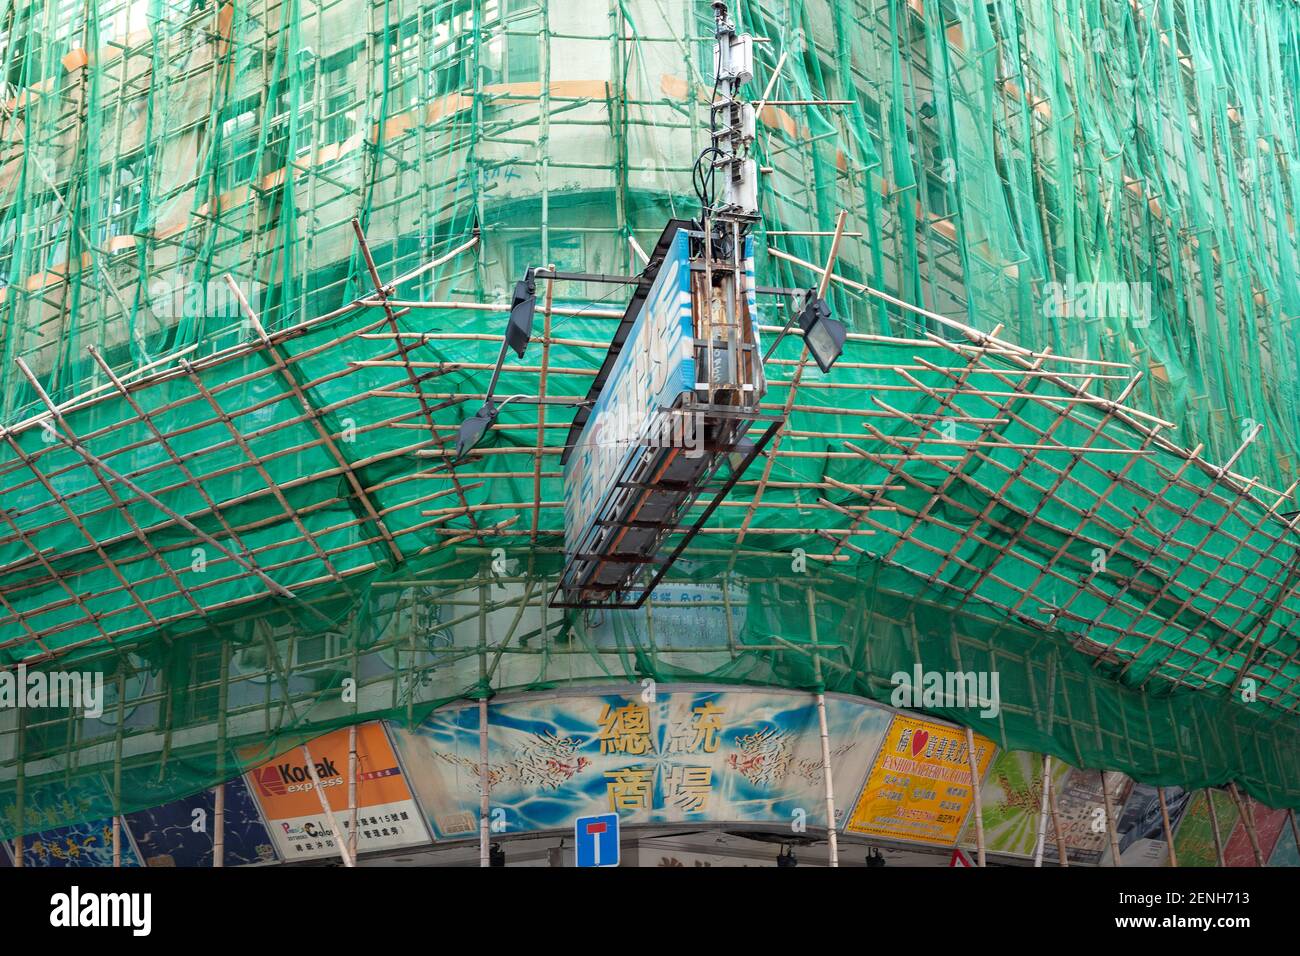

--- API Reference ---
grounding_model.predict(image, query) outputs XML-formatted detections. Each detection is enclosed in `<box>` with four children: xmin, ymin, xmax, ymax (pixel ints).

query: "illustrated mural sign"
<box><xmin>17</xmin><ymin>820</ymin><xmax>143</xmax><ymax>868</ymax></box>
<box><xmin>1173</xmin><ymin>789</ymin><xmax>1240</xmax><ymax>866</ymax></box>
<box><xmin>844</xmin><ymin>714</ymin><xmax>995</xmax><ymax>847</ymax></box>
<box><xmin>958</xmin><ymin>750</ymin><xmax>1069</xmax><ymax>857</ymax></box>
<box><xmin>389</xmin><ymin>688</ymin><xmax>890</xmax><ymax>839</ymax></box>
<box><xmin>1224</xmin><ymin>797</ymin><xmax>1288</xmax><ymax>866</ymax></box>
<box><xmin>0</xmin><ymin>776</ymin><xmax>143</xmax><ymax>867</ymax></box>
<box><xmin>1269</xmin><ymin>816</ymin><xmax>1299</xmax><ymax>867</ymax></box>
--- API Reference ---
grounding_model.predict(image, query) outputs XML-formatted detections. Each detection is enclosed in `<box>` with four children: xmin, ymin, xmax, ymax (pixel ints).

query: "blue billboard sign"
<box><xmin>562</xmin><ymin>227</ymin><xmax>695</xmax><ymax>576</ymax></box>
<box><xmin>125</xmin><ymin>777</ymin><xmax>278</xmax><ymax>867</ymax></box>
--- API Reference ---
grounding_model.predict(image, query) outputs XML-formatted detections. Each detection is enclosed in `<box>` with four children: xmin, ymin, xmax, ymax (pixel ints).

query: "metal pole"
<box><xmin>301</xmin><ymin>743</ymin><xmax>353</xmax><ymax>867</ymax></box>
<box><xmin>814</xmin><ymin>692</ymin><xmax>838</xmax><ymax>867</ymax></box>
<box><xmin>348</xmin><ymin>724</ymin><xmax>359</xmax><ymax>861</ymax></box>
<box><xmin>479</xmin><ymin>697</ymin><xmax>491</xmax><ymax>868</ymax></box>
<box><xmin>1033</xmin><ymin>754</ymin><xmax>1051</xmax><ymax>867</ymax></box>
<box><xmin>806</xmin><ymin>588</ymin><xmax>837</xmax><ymax>866</ymax></box>
<box><xmin>1157</xmin><ymin>787</ymin><xmax>1178</xmax><ymax>867</ymax></box>
<box><xmin>964</xmin><ymin>727</ymin><xmax>986</xmax><ymax>866</ymax></box>
<box><xmin>112</xmin><ymin>816</ymin><xmax>121</xmax><ymax>868</ymax></box>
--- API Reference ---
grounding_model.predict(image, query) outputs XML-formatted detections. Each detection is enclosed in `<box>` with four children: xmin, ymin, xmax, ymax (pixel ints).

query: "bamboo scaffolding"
<box><xmin>0</xmin><ymin>202</ymin><xmax>1297</xmax><ymax>736</ymax></box>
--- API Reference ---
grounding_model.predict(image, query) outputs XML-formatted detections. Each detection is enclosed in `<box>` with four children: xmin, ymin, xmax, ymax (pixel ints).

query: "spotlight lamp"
<box><xmin>453</xmin><ymin>268</ymin><xmax>537</xmax><ymax>463</ymax></box>
<box><xmin>506</xmin><ymin>269</ymin><xmax>537</xmax><ymax>358</ymax></box>
<box><xmin>796</xmin><ymin>289</ymin><xmax>846</xmax><ymax>374</ymax></box>
<box><xmin>455</xmin><ymin>401</ymin><xmax>498</xmax><ymax>460</ymax></box>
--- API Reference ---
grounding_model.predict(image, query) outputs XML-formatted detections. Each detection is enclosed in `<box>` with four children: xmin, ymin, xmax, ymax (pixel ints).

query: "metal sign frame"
<box><xmin>554</xmin><ymin>218</ymin><xmax>777</xmax><ymax>609</ymax></box>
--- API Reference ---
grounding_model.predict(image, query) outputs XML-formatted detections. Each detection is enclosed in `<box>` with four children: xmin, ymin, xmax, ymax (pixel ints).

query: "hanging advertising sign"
<box><xmin>1270</xmin><ymin>819</ymin><xmax>1299</xmax><ymax>867</ymax></box>
<box><xmin>1224</xmin><ymin>797</ymin><xmax>1289</xmax><ymax>866</ymax></box>
<box><xmin>1039</xmin><ymin>767</ymin><xmax>1133</xmax><ymax>865</ymax></box>
<box><xmin>389</xmin><ymin>687</ymin><xmax>889</xmax><ymax>839</ymax></box>
<box><xmin>125</xmin><ymin>778</ymin><xmax>278</xmax><ymax>867</ymax></box>
<box><xmin>1102</xmin><ymin>783</ymin><xmax>1191</xmax><ymax>866</ymax></box>
<box><xmin>561</xmin><ymin>227</ymin><xmax>696</xmax><ymax>587</ymax></box>
<box><xmin>17</xmin><ymin>820</ymin><xmax>144</xmax><ymax>868</ymax></box>
<box><xmin>844</xmin><ymin>714</ymin><xmax>995</xmax><ymax>847</ymax></box>
<box><xmin>1</xmin><ymin>775</ymin><xmax>144</xmax><ymax>867</ymax></box>
<box><xmin>959</xmin><ymin>750</ymin><xmax>1069</xmax><ymax>857</ymax></box>
<box><xmin>1173</xmin><ymin>788</ymin><xmax>1240</xmax><ymax>866</ymax></box>
<box><xmin>242</xmin><ymin>721</ymin><xmax>430</xmax><ymax>861</ymax></box>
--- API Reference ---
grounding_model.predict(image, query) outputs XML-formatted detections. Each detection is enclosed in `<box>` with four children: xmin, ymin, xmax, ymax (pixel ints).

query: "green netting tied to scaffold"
<box><xmin>2</xmin><ymin>0</ymin><xmax>1300</xmax><ymax>837</ymax></box>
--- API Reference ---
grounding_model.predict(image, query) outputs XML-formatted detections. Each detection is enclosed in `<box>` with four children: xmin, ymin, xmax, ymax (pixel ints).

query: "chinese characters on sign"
<box><xmin>846</xmin><ymin>714</ymin><xmax>996</xmax><ymax>846</ymax></box>
<box><xmin>390</xmin><ymin>689</ymin><xmax>892</xmax><ymax>838</ymax></box>
<box><xmin>597</xmin><ymin>700</ymin><xmax>723</xmax><ymax>813</ymax></box>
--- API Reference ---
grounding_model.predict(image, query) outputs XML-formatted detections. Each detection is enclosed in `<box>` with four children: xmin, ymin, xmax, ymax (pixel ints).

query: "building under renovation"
<box><xmin>1</xmin><ymin>0</ymin><xmax>1299</xmax><ymax>867</ymax></box>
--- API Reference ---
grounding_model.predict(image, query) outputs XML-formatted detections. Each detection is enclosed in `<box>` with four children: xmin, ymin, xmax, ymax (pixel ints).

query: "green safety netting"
<box><xmin>4</xmin><ymin>0</ymin><xmax>1300</xmax><ymax>838</ymax></box>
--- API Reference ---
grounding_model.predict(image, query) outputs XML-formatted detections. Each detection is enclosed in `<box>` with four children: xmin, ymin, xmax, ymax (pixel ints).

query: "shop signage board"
<box><xmin>844</xmin><ymin>714</ymin><xmax>995</xmax><ymax>847</ymax></box>
<box><xmin>390</xmin><ymin>687</ymin><xmax>888</xmax><ymax>839</ymax></box>
<box><xmin>562</xmin><ymin>227</ymin><xmax>695</xmax><ymax>582</ymax></box>
<box><xmin>242</xmin><ymin>721</ymin><xmax>430</xmax><ymax>861</ymax></box>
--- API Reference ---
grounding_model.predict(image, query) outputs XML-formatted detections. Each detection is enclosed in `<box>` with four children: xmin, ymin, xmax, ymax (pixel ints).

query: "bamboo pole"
<box><xmin>213</xmin><ymin>784</ymin><xmax>225</xmax><ymax>869</ymax></box>
<box><xmin>965</xmin><ymin>726</ymin><xmax>986</xmax><ymax>866</ymax></box>
<box><xmin>1157</xmin><ymin>787</ymin><xmax>1178</xmax><ymax>867</ymax></box>
<box><xmin>1100</xmin><ymin>770</ymin><xmax>1123</xmax><ymax>866</ymax></box>
<box><xmin>112</xmin><ymin>665</ymin><xmax>125</xmax><ymax>868</ymax></box>
<box><xmin>1228</xmin><ymin>782</ymin><xmax>1265</xmax><ymax>866</ymax></box>
<box><xmin>1205</xmin><ymin>788</ymin><xmax>1226</xmax><ymax>866</ymax></box>
<box><xmin>479</xmin><ymin>573</ymin><xmax>491</xmax><ymax>868</ymax></box>
<box><xmin>347</xmin><ymin>724</ymin><xmax>359</xmax><ymax>862</ymax></box>
<box><xmin>13</xmin><ymin>707</ymin><xmax>23</xmax><ymax>868</ymax></box>
<box><xmin>301</xmin><ymin>743</ymin><xmax>353</xmax><ymax>868</ymax></box>
<box><xmin>1033</xmin><ymin>754</ymin><xmax>1051</xmax><ymax>867</ymax></box>
<box><xmin>214</xmin><ymin>636</ymin><xmax>230</xmax><ymax>867</ymax></box>
<box><xmin>1047</xmin><ymin>767</ymin><xmax>1069</xmax><ymax>866</ymax></box>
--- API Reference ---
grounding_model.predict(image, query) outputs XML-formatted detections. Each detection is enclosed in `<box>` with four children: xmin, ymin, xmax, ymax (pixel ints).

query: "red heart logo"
<box><xmin>911</xmin><ymin>730</ymin><xmax>929</xmax><ymax>757</ymax></box>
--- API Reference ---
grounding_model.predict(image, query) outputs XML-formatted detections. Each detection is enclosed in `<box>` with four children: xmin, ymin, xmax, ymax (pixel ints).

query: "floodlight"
<box><xmin>456</xmin><ymin>402</ymin><xmax>497</xmax><ymax>460</ymax></box>
<box><xmin>797</xmin><ymin>292</ymin><xmax>846</xmax><ymax>373</ymax></box>
<box><xmin>505</xmin><ymin>271</ymin><xmax>537</xmax><ymax>358</ymax></box>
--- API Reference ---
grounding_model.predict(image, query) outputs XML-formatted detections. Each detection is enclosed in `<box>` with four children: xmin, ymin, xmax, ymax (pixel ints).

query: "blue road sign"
<box><xmin>574</xmin><ymin>813</ymin><xmax>620</xmax><ymax>867</ymax></box>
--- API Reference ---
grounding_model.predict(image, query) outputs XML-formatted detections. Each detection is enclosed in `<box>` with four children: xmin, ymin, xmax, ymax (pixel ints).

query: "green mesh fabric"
<box><xmin>3</xmin><ymin>0</ymin><xmax>1300</xmax><ymax>839</ymax></box>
